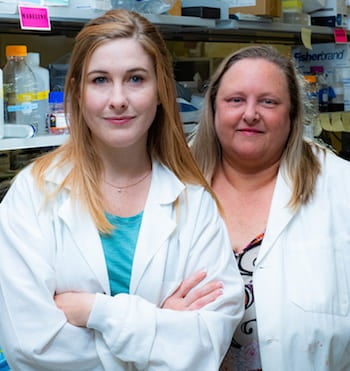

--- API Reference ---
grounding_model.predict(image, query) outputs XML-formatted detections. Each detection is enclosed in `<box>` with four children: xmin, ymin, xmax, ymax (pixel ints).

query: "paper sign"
<box><xmin>19</xmin><ymin>6</ymin><xmax>51</xmax><ymax>31</ymax></box>
<box><xmin>334</xmin><ymin>28</ymin><xmax>348</xmax><ymax>44</ymax></box>
<box><xmin>319</xmin><ymin>113</ymin><xmax>332</xmax><ymax>131</ymax></box>
<box><xmin>301</xmin><ymin>27</ymin><xmax>312</xmax><ymax>50</ymax></box>
<box><xmin>341</xmin><ymin>112</ymin><xmax>350</xmax><ymax>132</ymax></box>
<box><xmin>331</xmin><ymin>112</ymin><xmax>344</xmax><ymax>131</ymax></box>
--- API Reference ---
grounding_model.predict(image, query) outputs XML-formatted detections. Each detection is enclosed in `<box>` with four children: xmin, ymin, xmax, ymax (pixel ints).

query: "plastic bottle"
<box><xmin>0</xmin><ymin>68</ymin><xmax>4</xmax><ymax>139</ymax></box>
<box><xmin>133</xmin><ymin>0</ymin><xmax>176</xmax><ymax>14</ymax></box>
<box><xmin>26</xmin><ymin>52</ymin><xmax>50</xmax><ymax>135</ymax></box>
<box><xmin>331</xmin><ymin>68</ymin><xmax>344</xmax><ymax>110</ymax></box>
<box><xmin>310</xmin><ymin>65</ymin><xmax>329</xmax><ymax>113</ymax></box>
<box><xmin>2</xmin><ymin>45</ymin><xmax>39</xmax><ymax>133</ymax></box>
<box><xmin>111</xmin><ymin>0</ymin><xmax>133</xmax><ymax>9</ymax></box>
<box><xmin>47</xmin><ymin>91</ymin><xmax>68</xmax><ymax>135</ymax></box>
<box><xmin>303</xmin><ymin>74</ymin><xmax>319</xmax><ymax>140</ymax></box>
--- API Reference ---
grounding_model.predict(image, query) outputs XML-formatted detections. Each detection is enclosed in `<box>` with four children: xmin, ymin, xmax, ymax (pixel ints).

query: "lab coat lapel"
<box><xmin>257</xmin><ymin>168</ymin><xmax>295</xmax><ymax>264</ymax></box>
<box><xmin>130</xmin><ymin>162</ymin><xmax>180</xmax><ymax>294</ymax></box>
<box><xmin>49</xmin><ymin>161</ymin><xmax>181</xmax><ymax>296</ymax></box>
<box><xmin>130</xmin><ymin>201</ymin><xmax>175</xmax><ymax>294</ymax></box>
<box><xmin>58</xmin><ymin>198</ymin><xmax>110</xmax><ymax>294</ymax></box>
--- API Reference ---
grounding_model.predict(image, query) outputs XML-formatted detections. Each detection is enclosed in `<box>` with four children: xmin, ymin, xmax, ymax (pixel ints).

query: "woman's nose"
<box><xmin>108</xmin><ymin>84</ymin><xmax>128</xmax><ymax>110</ymax></box>
<box><xmin>242</xmin><ymin>102</ymin><xmax>259</xmax><ymax>124</ymax></box>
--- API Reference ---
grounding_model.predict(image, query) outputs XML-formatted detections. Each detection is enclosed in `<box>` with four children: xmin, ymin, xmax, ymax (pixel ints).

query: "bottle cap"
<box><xmin>304</xmin><ymin>75</ymin><xmax>317</xmax><ymax>83</ymax></box>
<box><xmin>6</xmin><ymin>45</ymin><xmax>28</xmax><ymax>57</ymax></box>
<box><xmin>49</xmin><ymin>91</ymin><xmax>64</xmax><ymax>104</ymax></box>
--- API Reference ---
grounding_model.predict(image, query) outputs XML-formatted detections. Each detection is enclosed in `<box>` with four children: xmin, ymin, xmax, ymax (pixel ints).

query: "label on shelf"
<box><xmin>19</xmin><ymin>6</ymin><xmax>51</xmax><ymax>31</ymax></box>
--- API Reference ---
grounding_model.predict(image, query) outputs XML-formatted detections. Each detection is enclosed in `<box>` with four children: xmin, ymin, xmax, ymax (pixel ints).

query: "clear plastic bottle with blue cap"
<box><xmin>47</xmin><ymin>91</ymin><xmax>68</xmax><ymax>135</ymax></box>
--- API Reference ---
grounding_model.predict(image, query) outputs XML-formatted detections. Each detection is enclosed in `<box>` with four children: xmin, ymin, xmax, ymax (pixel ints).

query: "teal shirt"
<box><xmin>0</xmin><ymin>347</ymin><xmax>10</xmax><ymax>370</ymax></box>
<box><xmin>100</xmin><ymin>212</ymin><xmax>143</xmax><ymax>296</ymax></box>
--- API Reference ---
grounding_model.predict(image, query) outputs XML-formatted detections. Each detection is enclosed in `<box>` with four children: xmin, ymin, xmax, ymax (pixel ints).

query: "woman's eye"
<box><xmin>129</xmin><ymin>75</ymin><xmax>144</xmax><ymax>84</ymax></box>
<box><xmin>263</xmin><ymin>98</ymin><xmax>276</xmax><ymax>105</ymax></box>
<box><xmin>93</xmin><ymin>76</ymin><xmax>107</xmax><ymax>84</ymax></box>
<box><xmin>229</xmin><ymin>97</ymin><xmax>243</xmax><ymax>103</ymax></box>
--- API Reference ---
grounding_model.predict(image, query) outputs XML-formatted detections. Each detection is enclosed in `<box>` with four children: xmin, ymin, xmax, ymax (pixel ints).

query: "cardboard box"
<box><xmin>169</xmin><ymin>0</ymin><xmax>182</xmax><ymax>15</ymax></box>
<box><xmin>229</xmin><ymin>0</ymin><xmax>281</xmax><ymax>17</ymax></box>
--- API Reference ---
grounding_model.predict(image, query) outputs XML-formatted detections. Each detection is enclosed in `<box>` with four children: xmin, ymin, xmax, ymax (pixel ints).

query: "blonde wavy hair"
<box><xmin>190</xmin><ymin>44</ymin><xmax>322</xmax><ymax>211</ymax></box>
<box><xmin>32</xmin><ymin>9</ymin><xmax>216</xmax><ymax>232</ymax></box>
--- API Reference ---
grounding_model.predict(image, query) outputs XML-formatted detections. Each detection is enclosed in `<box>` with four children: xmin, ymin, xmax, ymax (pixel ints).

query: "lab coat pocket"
<box><xmin>285</xmin><ymin>235</ymin><xmax>349</xmax><ymax>315</ymax></box>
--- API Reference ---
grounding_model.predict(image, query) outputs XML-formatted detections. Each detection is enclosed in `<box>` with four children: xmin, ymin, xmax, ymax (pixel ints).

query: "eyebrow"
<box><xmin>87</xmin><ymin>67</ymin><xmax>150</xmax><ymax>76</ymax></box>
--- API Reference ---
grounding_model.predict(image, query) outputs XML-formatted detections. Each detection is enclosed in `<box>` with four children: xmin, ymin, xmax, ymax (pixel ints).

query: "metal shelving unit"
<box><xmin>0</xmin><ymin>9</ymin><xmax>340</xmax><ymax>150</ymax></box>
<box><xmin>0</xmin><ymin>134</ymin><xmax>68</xmax><ymax>151</ymax></box>
<box><xmin>209</xmin><ymin>19</ymin><xmax>336</xmax><ymax>44</ymax></box>
<box><xmin>0</xmin><ymin>9</ymin><xmax>216</xmax><ymax>36</ymax></box>
<box><xmin>0</xmin><ymin>8</ymin><xmax>337</xmax><ymax>42</ymax></box>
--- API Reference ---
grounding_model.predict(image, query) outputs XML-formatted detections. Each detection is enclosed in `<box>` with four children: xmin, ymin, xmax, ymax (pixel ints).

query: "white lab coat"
<box><xmin>0</xmin><ymin>160</ymin><xmax>244</xmax><ymax>371</ymax></box>
<box><xmin>255</xmin><ymin>149</ymin><xmax>350</xmax><ymax>370</ymax></box>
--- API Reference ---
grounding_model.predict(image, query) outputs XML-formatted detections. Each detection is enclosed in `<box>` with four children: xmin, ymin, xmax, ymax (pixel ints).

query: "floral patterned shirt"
<box><xmin>220</xmin><ymin>233</ymin><xmax>264</xmax><ymax>371</ymax></box>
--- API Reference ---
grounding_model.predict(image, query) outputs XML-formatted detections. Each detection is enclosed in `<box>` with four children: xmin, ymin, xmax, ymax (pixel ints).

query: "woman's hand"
<box><xmin>54</xmin><ymin>292</ymin><xmax>96</xmax><ymax>327</ymax></box>
<box><xmin>55</xmin><ymin>271</ymin><xmax>223</xmax><ymax>323</ymax></box>
<box><xmin>162</xmin><ymin>270</ymin><xmax>223</xmax><ymax>311</ymax></box>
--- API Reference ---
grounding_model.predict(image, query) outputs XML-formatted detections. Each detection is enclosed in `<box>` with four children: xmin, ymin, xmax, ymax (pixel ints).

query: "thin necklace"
<box><xmin>104</xmin><ymin>171</ymin><xmax>151</xmax><ymax>193</ymax></box>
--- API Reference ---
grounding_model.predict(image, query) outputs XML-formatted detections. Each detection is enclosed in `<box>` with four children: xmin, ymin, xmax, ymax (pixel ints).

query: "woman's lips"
<box><xmin>106</xmin><ymin>116</ymin><xmax>133</xmax><ymax>125</ymax></box>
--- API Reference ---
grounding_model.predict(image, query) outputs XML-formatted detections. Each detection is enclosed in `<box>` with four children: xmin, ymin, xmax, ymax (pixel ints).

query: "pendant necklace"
<box><xmin>104</xmin><ymin>171</ymin><xmax>151</xmax><ymax>193</ymax></box>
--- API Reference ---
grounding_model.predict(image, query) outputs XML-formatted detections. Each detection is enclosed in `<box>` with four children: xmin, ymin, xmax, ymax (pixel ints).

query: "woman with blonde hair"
<box><xmin>191</xmin><ymin>44</ymin><xmax>350</xmax><ymax>370</ymax></box>
<box><xmin>0</xmin><ymin>9</ymin><xmax>244</xmax><ymax>370</ymax></box>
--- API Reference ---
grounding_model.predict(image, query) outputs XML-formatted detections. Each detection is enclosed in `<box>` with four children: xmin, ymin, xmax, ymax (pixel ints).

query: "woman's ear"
<box><xmin>72</xmin><ymin>78</ymin><xmax>82</xmax><ymax>106</ymax></box>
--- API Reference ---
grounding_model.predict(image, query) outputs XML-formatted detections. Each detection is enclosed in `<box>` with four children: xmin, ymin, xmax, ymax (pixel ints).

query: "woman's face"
<box><xmin>81</xmin><ymin>37</ymin><xmax>159</xmax><ymax>153</ymax></box>
<box><xmin>214</xmin><ymin>58</ymin><xmax>291</xmax><ymax>169</ymax></box>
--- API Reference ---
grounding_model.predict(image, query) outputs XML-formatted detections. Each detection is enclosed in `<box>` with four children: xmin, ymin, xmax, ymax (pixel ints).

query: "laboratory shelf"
<box><xmin>0</xmin><ymin>9</ymin><xmax>338</xmax><ymax>43</ymax></box>
<box><xmin>0</xmin><ymin>134</ymin><xmax>69</xmax><ymax>151</ymax></box>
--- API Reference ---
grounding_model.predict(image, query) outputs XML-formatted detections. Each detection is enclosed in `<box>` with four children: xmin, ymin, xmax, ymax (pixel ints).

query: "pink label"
<box><xmin>19</xmin><ymin>6</ymin><xmax>51</xmax><ymax>31</ymax></box>
<box><xmin>334</xmin><ymin>28</ymin><xmax>347</xmax><ymax>44</ymax></box>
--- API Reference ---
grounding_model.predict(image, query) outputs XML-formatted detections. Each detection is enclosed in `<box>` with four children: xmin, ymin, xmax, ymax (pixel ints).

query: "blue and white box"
<box><xmin>293</xmin><ymin>43</ymin><xmax>350</xmax><ymax>111</ymax></box>
<box><xmin>309</xmin><ymin>0</ymin><xmax>347</xmax><ymax>27</ymax></box>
